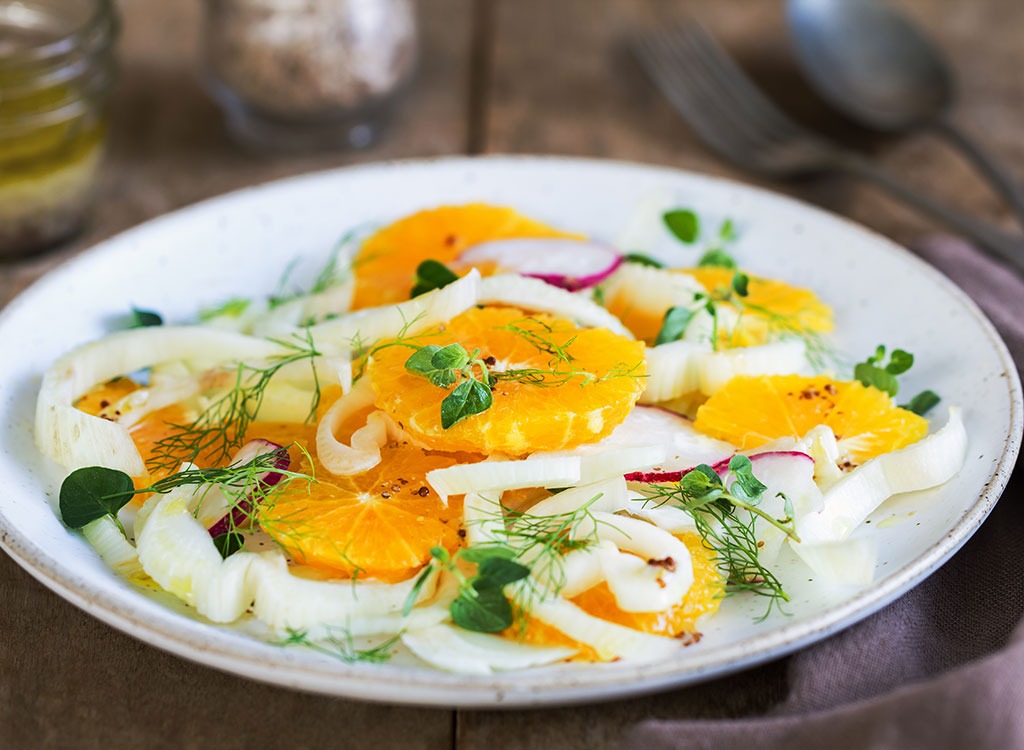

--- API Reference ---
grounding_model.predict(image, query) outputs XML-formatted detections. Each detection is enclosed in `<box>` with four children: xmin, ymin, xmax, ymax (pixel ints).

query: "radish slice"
<box><xmin>458</xmin><ymin>238</ymin><xmax>623</xmax><ymax>291</ymax></box>
<box><xmin>204</xmin><ymin>439</ymin><xmax>290</xmax><ymax>538</ymax></box>
<box><xmin>715</xmin><ymin>451</ymin><xmax>822</xmax><ymax>566</ymax></box>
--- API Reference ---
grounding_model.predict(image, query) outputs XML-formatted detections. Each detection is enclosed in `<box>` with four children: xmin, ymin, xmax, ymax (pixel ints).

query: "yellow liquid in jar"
<box><xmin>0</xmin><ymin>25</ymin><xmax>108</xmax><ymax>253</ymax></box>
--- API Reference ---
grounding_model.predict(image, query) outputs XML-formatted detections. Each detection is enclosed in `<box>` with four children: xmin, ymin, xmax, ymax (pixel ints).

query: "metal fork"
<box><xmin>632</xmin><ymin>22</ymin><xmax>1024</xmax><ymax>273</ymax></box>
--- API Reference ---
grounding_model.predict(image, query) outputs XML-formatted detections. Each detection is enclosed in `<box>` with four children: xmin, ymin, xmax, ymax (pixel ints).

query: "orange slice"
<box><xmin>366</xmin><ymin>306</ymin><xmax>646</xmax><ymax>456</ymax></box>
<box><xmin>258</xmin><ymin>441</ymin><xmax>466</xmax><ymax>582</ymax></box>
<box><xmin>685</xmin><ymin>267</ymin><xmax>833</xmax><ymax>348</ymax></box>
<box><xmin>606</xmin><ymin>267</ymin><xmax>832</xmax><ymax>346</ymax></box>
<box><xmin>694</xmin><ymin>374</ymin><xmax>928</xmax><ymax>464</ymax></box>
<box><xmin>352</xmin><ymin>203</ymin><xmax>577</xmax><ymax>309</ymax></box>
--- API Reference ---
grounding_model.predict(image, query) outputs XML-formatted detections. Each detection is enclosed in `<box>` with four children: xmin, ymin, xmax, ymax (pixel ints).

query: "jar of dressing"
<box><xmin>0</xmin><ymin>0</ymin><xmax>117</xmax><ymax>258</ymax></box>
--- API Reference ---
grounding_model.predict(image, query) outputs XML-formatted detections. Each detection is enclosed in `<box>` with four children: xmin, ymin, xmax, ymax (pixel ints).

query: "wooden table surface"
<box><xmin>2</xmin><ymin>1</ymin><xmax>1021</xmax><ymax>747</ymax></box>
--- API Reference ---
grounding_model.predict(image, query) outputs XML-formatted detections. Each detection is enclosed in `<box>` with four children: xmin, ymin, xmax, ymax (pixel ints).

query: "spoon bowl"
<box><xmin>787</xmin><ymin>0</ymin><xmax>1024</xmax><ymax>230</ymax></box>
<box><xmin>788</xmin><ymin>0</ymin><xmax>952</xmax><ymax>130</ymax></box>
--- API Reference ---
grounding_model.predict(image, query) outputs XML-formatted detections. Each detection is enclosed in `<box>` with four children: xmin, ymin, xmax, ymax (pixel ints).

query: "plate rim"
<box><xmin>1</xmin><ymin>153</ymin><xmax>1020</xmax><ymax>707</ymax></box>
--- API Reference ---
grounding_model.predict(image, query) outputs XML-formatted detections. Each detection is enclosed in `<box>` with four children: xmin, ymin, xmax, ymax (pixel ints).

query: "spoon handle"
<box><xmin>834</xmin><ymin>152</ymin><xmax>1024</xmax><ymax>275</ymax></box>
<box><xmin>931</xmin><ymin>115</ymin><xmax>1024</xmax><ymax>230</ymax></box>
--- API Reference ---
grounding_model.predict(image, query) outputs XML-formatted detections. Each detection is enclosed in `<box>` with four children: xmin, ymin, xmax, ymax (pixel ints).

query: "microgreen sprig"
<box><xmin>641</xmin><ymin>456</ymin><xmax>797</xmax><ymax>618</ymax></box>
<box><xmin>854</xmin><ymin>344</ymin><xmax>940</xmax><ymax>415</ymax></box>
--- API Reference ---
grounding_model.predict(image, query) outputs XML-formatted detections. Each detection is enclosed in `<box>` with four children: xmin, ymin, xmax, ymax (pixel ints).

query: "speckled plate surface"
<box><xmin>0</xmin><ymin>156</ymin><xmax>1020</xmax><ymax>707</ymax></box>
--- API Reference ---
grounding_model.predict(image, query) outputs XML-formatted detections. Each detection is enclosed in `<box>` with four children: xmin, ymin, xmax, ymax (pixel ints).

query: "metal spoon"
<box><xmin>787</xmin><ymin>0</ymin><xmax>1024</xmax><ymax>229</ymax></box>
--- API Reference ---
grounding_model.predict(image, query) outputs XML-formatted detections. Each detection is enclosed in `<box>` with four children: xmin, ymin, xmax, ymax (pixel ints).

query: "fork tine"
<box><xmin>649</xmin><ymin>26</ymin><xmax>779</xmax><ymax>154</ymax></box>
<box><xmin>671</xmin><ymin>23</ymin><xmax>811</xmax><ymax>143</ymax></box>
<box><xmin>632</xmin><ymin>34</ymin><xmax>760</xmax><ymax>163</ymax></box>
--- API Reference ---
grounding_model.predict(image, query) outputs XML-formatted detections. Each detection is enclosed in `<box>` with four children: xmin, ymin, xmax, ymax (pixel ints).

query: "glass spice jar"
<box><xmin>0</xmin><ymin>0</ymin><xmax>117</xmax><ymax>258</ymax></box>
<box><xmin>202</xmin><ymin>0</ymin><xmax>418</xmax><ymax>152</ymax></box>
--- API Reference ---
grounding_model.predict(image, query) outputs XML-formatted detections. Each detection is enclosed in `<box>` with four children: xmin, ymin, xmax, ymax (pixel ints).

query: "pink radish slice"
<box><xmin>626</xmin><ymin>449</ymin><xmax>813</xmax><ymax>484</ymax></box>
<box><xmin>457</xmin><ymin>238</ymin><xmax>623</xmax><ymax>291</ymax></box>
<box><xmin>206</xmin><ymin>439</ymin><xmax>290</xmax><ymax>538</ymax></box>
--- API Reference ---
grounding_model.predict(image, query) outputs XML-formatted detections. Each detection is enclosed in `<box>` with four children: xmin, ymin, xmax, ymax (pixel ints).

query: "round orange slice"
<box><xmin>694</xmin><ymin>374</ymin><xmax>928</xmax><ymax>464</ymax></box>
<box><xmin>606</xmin><ymin>266</ymin><xmax>832</xmax><ymax>347</ymax></box>
<box><xmin>258</xmin><ymin>441</ymin><xmax>465</xmax><ymax>582</ymax></box>
<box><xmin>685</xmin><ymin>267</ymin><xmax>833</xmax><ymax>348</ymax></box>
<box><xmin>351</xmin><ymin>203</ymin><xmax>577</xmax><ymax>309</ymax></box>
<box><xmin>366</xmin><ymin>306</ymin><xmax>647</xmax><ymax>456</ymax></box>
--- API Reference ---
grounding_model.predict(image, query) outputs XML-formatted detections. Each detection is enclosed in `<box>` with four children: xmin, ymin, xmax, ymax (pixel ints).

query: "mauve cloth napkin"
<box><xmin>624</xmin><ymin>237</ymin><xmax>1024</xmax><ymax>750</ymax></box>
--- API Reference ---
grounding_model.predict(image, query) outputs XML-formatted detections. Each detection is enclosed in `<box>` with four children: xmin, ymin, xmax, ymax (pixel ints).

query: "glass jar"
<box><xmin>0</xmin><ymin>0</ymin><xmax>117</xmax><ymax>258</ymax></box>
<box><xmin>202</xmin><ymin>0</ymin><xmax>418</xmax><ymax>152</ymax></box>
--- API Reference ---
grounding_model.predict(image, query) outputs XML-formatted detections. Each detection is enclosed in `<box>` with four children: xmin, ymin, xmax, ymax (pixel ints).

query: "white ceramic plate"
<box><xmin>0</xmin><ymin>156</ymin><xmax>1020</xmax><ymax>707</ymax></box>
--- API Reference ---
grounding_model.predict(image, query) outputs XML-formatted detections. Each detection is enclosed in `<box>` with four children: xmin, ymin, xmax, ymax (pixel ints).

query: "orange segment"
<box><xmin>684</xmin><ymin>267</ymin><xmax>833</xmax><ymax>348</ymax></box>
<box><xmin>352</xmin><ymin>203</ymin><xmax>577</xmax><ymax>309</ymax></box>
<box><xmin>605</xmin><ymin>267</ymin><xmax>833</xmax><ymax>347</ymax></box>
<box><xmin>694</xmin><ymin>374</ymin><xmax>928</xmax><ymax>464</ymax></box>
<box><xmin>259</xmin><ymin>441</ymin><xmax>465</xmax><ymax>582</ymax></box>
<box><xmin>74</xmin><ymin>376</ymin><xmax>141</xmax><ymax>418</ymax></box>
<box><xmin>366</xmin><ymin>306</ymin><xmax>646</xmax><ymax>456</ymax></box>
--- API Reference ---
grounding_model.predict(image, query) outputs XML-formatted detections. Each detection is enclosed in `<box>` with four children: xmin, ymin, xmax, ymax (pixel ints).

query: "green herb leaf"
<box><xmin>853</xmin><ymin>345</ymin><xmax>920</xmax><ymax>397</ymax></box>
<box><xmin>663</xmin><ymin>209</ymin><xmax>700</xmax><ymax>244</ymax></box>
<box><xmin>199</xmin><ymin>298</ymin><xmax>250</xmax><ymax>322</ymax></box>
<box><xmin>680</xmin><ymin>464</ymin><xmax>724</xmax><ymax>500</ymax></box>
<box><xmin>405</xmin><ymin>344</ymin><xmax>465</xmax><ymax>388</ymax></box>
<box><xmin>654</xmin><ymin>306</ymin><xmax>696</xmax><ymax>346</ymax></box>
<box><xmin>59</xmin><ymin>466</ymin><xmax>136</xmax><ymax>529</ymax></box>
<box><xmin>727</xmin><ymin>455</ymin><xmax>767</xmax><ymax>504</ymax></box>
<box><xmin>402</xmin><ymin>563</ymin><xmax>437</xmax><ymax>616</ymax></box>
<box><xmin>731</xmin><ymin>272</ymin><xmax>750</xmax><ymax>298</ymax></box>
<box><xmin>885</xmin><ymin>349</ymin><xmax>914</xmax><ymax>375</ymax></box>
<box><xmin>697</xmin><ymin>248</ymin><xmax>738</xmax><ymax>269</ymax></box>
<box><xmin>474</xmin><ymin>557</ymin><xmax>531</xmax><ymax>588</ymax></box>
<box><xmin>854</xmin><ymin>362</ymin><xmax>899</xmax><ymax>397</ymax></box>
<box><xmin>451</xmin><ymin>586</ymin><xmax>514</xmax><ymax>633</ymax></box>
<box><xmin>623</xmin><ymin>252</ymin><xmax>665</xmax><ymax>268</ymax></box>
<box><xmin>440</xmin><ymin>379</ymin><xmax>493</xmax><ymax>429</ymax></box>
<box><xmin>458</xmin><ymin>544</ymin><xmax>519</xmax><ymax>564</ymax></box>
<box><xmin>718</xmin><ymin>218</ymin><xmax>736</xmax><ymax>241</ymax></box>
<box><xmin>430</xmin><ymin>343</ymin><xmax>471</xmax><ymax>371</ymax></box>
<box><xmin>212</xmin><ymin>532</ymin><xmax>245</xmax><ymax>558</ymax></box>
<box><xmin>411</xmin><ymin>259</ymin><xmax>460</xmax><ymax>298</ymax></box>
<box><xmin>902</xmin><ymin>389</ymin><xmax>941</xmax><ymax>416</ymax></box>
<box><xmin>131</xmin><ymin>307</ymin><xmax>163</xmax><ymax>328</ymax></box>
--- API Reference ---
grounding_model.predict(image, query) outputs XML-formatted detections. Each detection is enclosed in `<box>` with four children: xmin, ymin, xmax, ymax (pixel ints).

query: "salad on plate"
<box><xmin>35</xmin><ymin>202</ymin><xmax>968</xmax><ymax>674</ymax></box>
